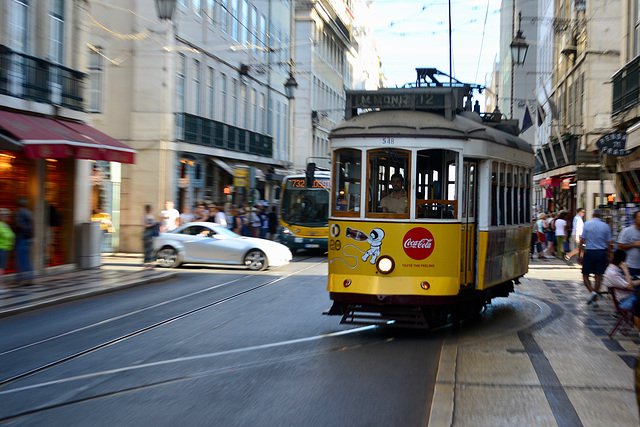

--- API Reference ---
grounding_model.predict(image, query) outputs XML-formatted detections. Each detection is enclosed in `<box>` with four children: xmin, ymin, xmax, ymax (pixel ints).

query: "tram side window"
<box><xmin>491</xmin><ymin>162</ymin><xmax>498</xmax><ymax>226</ymax></box>
<box><xmin>367</xmin><ymin>149</ymin><xmax>410</xmax><ymax>216</ymax></box>
<box><xmin>333</xmin><ymin>149</ymin><xmax>362</xmax><ymax>215</ymax></box>
<box><xmin>506</xmin><ymin>165</ymin><xmax>513</xmax><ymax>225</ymax></box>
<box><xmin>416</xmin><ymin>149</ymin><xmax>458</xmax><ymax>219</ymax></box>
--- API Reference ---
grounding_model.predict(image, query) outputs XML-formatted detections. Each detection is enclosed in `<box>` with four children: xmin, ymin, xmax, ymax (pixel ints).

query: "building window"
<box><xmin>192</xmin><ymin>0</ymin><xmax>201</xmax><ymax>15</ymax></box>
<box><xmin>193</xmin><ymin>59</ymin><xmax>201</xmax><ymax>115</ymax></box>
<box><xmin>206</xmin><ymin>0</ymin><xmax>214</xmax><ymax>21</ymax></box>
<box><xmin>220</xmin><ymin>73</ymin><xmax>227</xmax><ymax>121</ymax></box>
<box><xmin>260</xmin><ymin>92</ymin><xmax>266</xmax><ymax>133</ymax></box>
<box><xmin>251</xmin><ymin>88</ymin><xmax>257</xmax><ymax>131</ymax></box>
<box><xmin>88</xmin><ymin>48</ymin><xmax>104</xmax><ymax>113</ymax></box>
<box><xmin>241</xmin><ymin>83</ymin><xmax>248</xmax><ymax>128</ymax></box>
<box><xmin>260</xmin><ymin>14</ymin><xmax>266</xmax><ymax>59</ymax></box>
<box><xmin>207</xmin><ymin>67</ymin><xmax>215</xmax><ymax>119</ymax></box>
<box><xmin>176</xmin><ymin>54</ymin><xmax>186</xmax><ymax>138</ymax></box>
<box><xmin>232</xmin><ymin>78</ymin><xmax>238</xmax><ymax>125</ymax></box>
<box><xmin>231</xmin><ymin>0</ymin><xmax>238</xmax><ymax>41</ymax></box>
<box><xmin>49</xmin><ymin>0</ymin><xmax>64</xmax><ymax>63</ymax></box>
<box><xmin>8</xmin><ymin>0</ymin><xmax>29</xmax><ymax>53</ymax></box>
<box><xmin>251</xmin><ymin>6</ymin><xmax>258</xmax><ymax>47</ymax></box>
<box><xmin>241</xmin><ymin>0</ymin><xmax>249</xmax><ymax>45</ymax></box>
<box><xmin>221</xmin><ymin>0</ymin><xmax>228</xmax><ymax>33</ymax></box>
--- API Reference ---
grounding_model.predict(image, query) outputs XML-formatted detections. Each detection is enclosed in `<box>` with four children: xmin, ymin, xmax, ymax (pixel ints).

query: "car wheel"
<box><xmin>244</xmin><ymin>249</ymin><xmax>267</xmax><ymax>271</ymax></box>
<box><xmin>156</xmin><ymin>246</ymin><xmax>181</xmax><ymax>268</ymax></box>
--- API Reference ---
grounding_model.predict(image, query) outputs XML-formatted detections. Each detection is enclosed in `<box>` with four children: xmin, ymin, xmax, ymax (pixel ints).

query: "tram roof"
<box><xmin>330</xmin><ymin>109</ymin><xmax>534</xmax><ymax>153</ymax></box>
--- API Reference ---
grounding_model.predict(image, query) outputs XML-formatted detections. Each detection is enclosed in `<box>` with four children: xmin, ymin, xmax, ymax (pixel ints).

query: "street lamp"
<box><xmin>155</xmin><ymin>0</ymin><xmax>176</xmax><ymax>20</ymax></box>
<box><xmin>284</xmin><ymin>71</ymin><xmax>298</xmax><ymax>100</ymax></box>
<box><xmin>509</xmin><ymin>11</ymin><xmax>529</xmax><ymax>118</ymax></box>
<box><xmin>510</xmin><ymin>13</ymin><xmax>529</xmax><ymax>66</ymax></box>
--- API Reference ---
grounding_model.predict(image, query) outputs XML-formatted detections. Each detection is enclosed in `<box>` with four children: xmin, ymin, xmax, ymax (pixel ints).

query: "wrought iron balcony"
<box><xmin>0</xmin><ymin>45</ymin><xmax>85</xmax><ymax>111</ymax></box>
<box><xmin>177</xmin><ymin>113</ymin><xmax>273</xmax><ymax>158</ymax></box>
<box><xmin>612</xmin><ymin>56</ymin><xmax>640</xmax><ymax>115</ymax></box>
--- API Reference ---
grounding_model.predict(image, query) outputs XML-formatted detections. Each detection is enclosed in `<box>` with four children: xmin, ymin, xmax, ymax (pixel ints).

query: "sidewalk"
<box><xmin>431</xmin><ymin>255</ymin><xmax>640</xmax><ymax>426</ymax></box>
<box><xmin>0</xmin><ymin>254</ymin><xmax>177</xmax><ymax>318</ymax></box>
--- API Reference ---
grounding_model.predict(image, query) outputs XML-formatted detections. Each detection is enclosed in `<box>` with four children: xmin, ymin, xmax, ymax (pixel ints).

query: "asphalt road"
<box><xmin>0</xmin><ymin>254</ymin><xmax>444</xmax><ymax>426</ymax></box>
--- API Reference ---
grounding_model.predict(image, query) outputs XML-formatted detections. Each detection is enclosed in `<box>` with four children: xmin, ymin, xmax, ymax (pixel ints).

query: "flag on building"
<box><xmin>521</xmin><ymin>102</ymin><xmax>533</xmax><ymax>133</ymax></box>
<box><xmin>537</xmin><ymin>102</ymin><xmax>546</xmax><ymax>126</ymax></box>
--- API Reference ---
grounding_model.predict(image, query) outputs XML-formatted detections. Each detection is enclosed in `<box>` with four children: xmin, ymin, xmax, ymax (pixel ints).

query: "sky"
<box><xmin>371</xmin><ymin>0</ymin><xmax>503</xmax><ymax>90</ymax></box>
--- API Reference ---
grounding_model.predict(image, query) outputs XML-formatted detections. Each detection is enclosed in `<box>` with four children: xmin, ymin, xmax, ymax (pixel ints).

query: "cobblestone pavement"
<box><xmin>431</xmin><ymin>256</ymin><xmax>640</xmax><ymax>426</ymax></box>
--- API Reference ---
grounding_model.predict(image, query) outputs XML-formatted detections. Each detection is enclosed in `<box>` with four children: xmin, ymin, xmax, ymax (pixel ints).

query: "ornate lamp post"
<box><xmin>284</xmin><ymin>70</ymin><xmax>298</xmax><ymax>100</ymax></box>
<box><xmin>510</xmin><ymin>11</ymin><xmax>529</xmax><ymax>118</ymax></box>
<box><xmin>154</xmin><ymin>0</ymin><xmax>176</xmax><ymax>20</ymax></box>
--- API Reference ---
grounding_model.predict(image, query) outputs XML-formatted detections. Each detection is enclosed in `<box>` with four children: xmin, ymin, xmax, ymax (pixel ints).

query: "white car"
<box><xmin>154</xmin><ymin>222</ymin><xmax>292</xmax><ymax>270</ymax></box>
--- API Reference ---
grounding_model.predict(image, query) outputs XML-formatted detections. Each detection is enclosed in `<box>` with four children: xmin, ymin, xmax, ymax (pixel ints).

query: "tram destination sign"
<box><xmin>351</xmin><ymin>92</ymin><xmax>446</xmax><ymax>109</ymax></box>
<box><xmin>346</xmin><ymin>88</ymin><xmax>463</xmax><ymax>119</ymax></box>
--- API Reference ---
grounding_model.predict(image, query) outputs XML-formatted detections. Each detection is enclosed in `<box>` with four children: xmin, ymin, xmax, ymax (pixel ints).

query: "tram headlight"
<box><xmin>376</xmin><ymin>256</ymin><xmax>395</xmax><ymax>274</ymax></box>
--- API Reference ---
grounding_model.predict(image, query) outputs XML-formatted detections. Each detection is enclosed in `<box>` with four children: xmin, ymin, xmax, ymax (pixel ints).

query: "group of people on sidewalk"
<box><xmin>0</xmin><ymin>198</ymin><xmax>35</xmax><ymax>292</ymax></box>
<box><xmin>141</xmin><ymin>200</ymin><xmax>280</xmax><ymax>269</ymax></box>
<box><xmin>532</xmin><ymin>208</ymin><xmax>585</xmax><ymax>260</ymax></box>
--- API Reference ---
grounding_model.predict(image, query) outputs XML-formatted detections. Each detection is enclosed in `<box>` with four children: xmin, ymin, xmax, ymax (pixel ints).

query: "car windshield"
<box><xmin>281</xmin><ymin>188</ymin><xmax>329</xmax><ymax>226</ymax></box>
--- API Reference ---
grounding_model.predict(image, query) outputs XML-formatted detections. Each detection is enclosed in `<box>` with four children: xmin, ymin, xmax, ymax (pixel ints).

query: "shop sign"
<box><xmin>596</xmin><ymin>133</ymin><xmax>637</xmax><ymax>157</ymax></box>
<box><xmin>234</xmin><ymin>168</ymin><xmax>249</xmax><ymax>188</ymax></box>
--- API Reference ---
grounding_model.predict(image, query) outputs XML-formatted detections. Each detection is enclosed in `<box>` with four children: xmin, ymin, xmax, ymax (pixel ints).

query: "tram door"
<box><xmin>460</xmin><ymin>161</ymin><xmax>477</xmax><ymax>286</ymax></box>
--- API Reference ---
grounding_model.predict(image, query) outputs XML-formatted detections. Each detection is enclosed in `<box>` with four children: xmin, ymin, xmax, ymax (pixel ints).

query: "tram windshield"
<box><xmin>416</xmin><ymin>149</ymin><xmax>458</xmax><ymax>219</ymax></box>
<box><xmin>281</xmin><ymin>178</ymin><xmax>330</xmax><ymax>226</ymax></box>
<box><xmin>367</xmin><ymin>149</ymin><xmax>410</xmax><ymax>216</ymax></box>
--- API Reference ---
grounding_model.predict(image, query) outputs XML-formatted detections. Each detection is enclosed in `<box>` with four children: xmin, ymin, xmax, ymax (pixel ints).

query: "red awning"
<box><xmin>0</xmin><ymin>111</ymin><xmax>135</xmax><ymax>164</ymax></box>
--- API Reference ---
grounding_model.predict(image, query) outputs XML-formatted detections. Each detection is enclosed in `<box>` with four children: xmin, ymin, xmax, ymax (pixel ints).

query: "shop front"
<box><xmin>0</xmin><ymin>110</ymin><xmax>135</xmax><ymax>274</ymax></box>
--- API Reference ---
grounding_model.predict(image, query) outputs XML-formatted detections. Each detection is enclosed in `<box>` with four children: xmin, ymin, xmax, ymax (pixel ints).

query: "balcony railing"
<box><xmin>0</xmin><ymin>45</ymin><xmax>85</xmax><ymax>111</ymax></box>
<box><xmin>612</xmin><ymin>56</ymin><xmax>640</xmax><ymax>115</ymax></box>
<box><xmin>533</xmin><ymin>134</ymin><xmax>598</xmax><ymax>174</ymax></box>
<box><xmin>177</xmin><ymin>113</ymin><xmax>273</xmax><ymax>158</ymax></box>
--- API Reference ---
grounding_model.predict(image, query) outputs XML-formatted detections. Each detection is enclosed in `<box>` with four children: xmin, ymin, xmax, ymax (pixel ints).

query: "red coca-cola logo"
<box><xmin>403</xmin><ymin>227</ymin><xmax>435</xmax><ymax>260</ymax></box>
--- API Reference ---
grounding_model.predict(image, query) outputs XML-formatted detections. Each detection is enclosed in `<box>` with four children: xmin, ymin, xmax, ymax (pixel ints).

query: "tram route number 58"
<box><xmin>382</xmin><ymin>137</ymin><xmax>394</xmax><ymax>145</ymax></box>
<box><xmin>329</xmin><ymin>239</ymin><xmax>341</xmax><ymax>251</ymax></box>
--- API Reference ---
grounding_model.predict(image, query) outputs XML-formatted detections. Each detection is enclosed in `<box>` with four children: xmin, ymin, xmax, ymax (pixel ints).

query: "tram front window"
<box><xmin>333</xmin><ymin>149</ymin><xmax>362</xmax><ymax>215</ymax></box>
<box><xmin>367</xmin><ymin>149</ymin><xmax>410</xmax><ymax>216</ymax></box>
<box><xmin>281</xmin><ymin>188</ymin><xmax>329</xmax><ymax>226</ymax></box>
<box><xmin>416</xmin><ymin>149</ymin><xmax>458</xmax><ymax>219</ymax></box>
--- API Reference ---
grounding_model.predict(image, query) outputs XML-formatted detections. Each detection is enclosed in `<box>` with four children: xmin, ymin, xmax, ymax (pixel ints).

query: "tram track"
<box><xmin>0</xmin><ymin>255</ymin><xmax>326</xmax><ymax>389</ymax></box>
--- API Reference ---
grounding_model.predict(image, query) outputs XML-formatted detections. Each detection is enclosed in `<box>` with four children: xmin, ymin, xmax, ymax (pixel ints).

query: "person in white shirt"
<box><xmin>160</xmin><ymin>200</ymin><xmax>180</xmax><ymax>232</ymax></box>
<box><xmin>565</xmin><ymin>208</ymin><xmax>585</xmax><ymax>261</ymax></box>
<box><xmin>555</xmin><ymin>211</ymin><xmax>568</xmax><ymax>260</ymax></box>
<box><xmin>604</xmin><ymin>249</ymin><xmax>640</xmax><ymax>310</ymax></box>
<box><xmin>212</xmin><ymin>205</ymin><xmax>227</xmax><ymax>227</ymax></box>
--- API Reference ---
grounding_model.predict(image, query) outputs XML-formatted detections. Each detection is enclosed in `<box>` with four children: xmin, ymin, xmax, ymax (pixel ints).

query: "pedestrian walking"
<box><xmin>617</xmin><ymin>210</ymin><xmax>640</xmax><ymax>277</ymax></box>
<box><xmin>555</xmin><ymin>211</ymin><xmax>568</xmax><ymax>260</ymax></box>
<box><xmin>579</xmin><ymin>208</ymin><xmax>613</xmax><ymax>307</ymax></box>
<box><xmin>565</xmin><ymin>208</ymin><xmax>586</xmax><ymax>261</ymax></box>
<box><xmin>160</xmin><ymin>200</ymin><xmax>180</xmax><ymax>232</ymax></box>
<box><xmin>0</xmin><ymin>208</ymin><xmax>15</xmax><ymax>293</ymax></box>
<box><xmin>535</xmin><ymin>213</ymin><xmax>548</xmax><ymax>259</ymax></box>
<box><xmin>259</xmin><ymin>206</ymin><xmax>269</xmax><ymax>239</ymax></box>
<box><xmin>142</xmin><ymin>204</ymin><xmax>159</xmax><ymax>269</ymax></box>
<box><xmin>268</xmin><ymin>206</ymin><xmax>278</xmax><ymax>240</ymax></box>
<box><xmin>545</xmin><ymin>212</ymin><xmax>557</xmax><ymax>257</ymax></box>
<box><xmin>15</xmin><ymin>197</ymin><xmax>34</xmax><ymax>284</ymax></box>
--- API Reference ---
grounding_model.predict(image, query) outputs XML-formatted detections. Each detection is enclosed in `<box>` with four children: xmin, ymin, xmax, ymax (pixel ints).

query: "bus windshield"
<box><xmin>281</xmin><ymin>180</ymin><xmax>330</xmax><ymax>226</ymax></box>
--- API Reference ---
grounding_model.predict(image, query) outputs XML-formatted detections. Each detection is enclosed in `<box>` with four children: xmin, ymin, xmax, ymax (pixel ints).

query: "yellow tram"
<box><xmin>325</xmin><ymin>72</ymin><xmax>535</xmax><ymax>328</ymax></box>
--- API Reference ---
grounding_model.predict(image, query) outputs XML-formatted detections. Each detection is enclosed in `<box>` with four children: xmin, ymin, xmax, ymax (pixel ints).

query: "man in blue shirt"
<box><xmin>579</xmin><ymin>209</ymin><xmax>613</xmax><ymax>307</ymax></box>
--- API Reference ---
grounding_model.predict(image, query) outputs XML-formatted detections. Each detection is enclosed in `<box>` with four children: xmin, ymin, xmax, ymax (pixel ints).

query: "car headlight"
<box><xmin>376</xmin><ymin>256</ymin><xmax>395</xmax><ymax>274</ymax></box>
